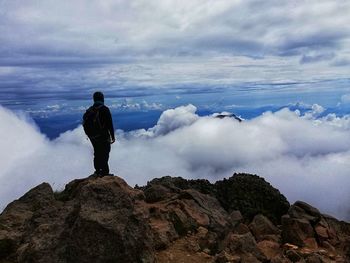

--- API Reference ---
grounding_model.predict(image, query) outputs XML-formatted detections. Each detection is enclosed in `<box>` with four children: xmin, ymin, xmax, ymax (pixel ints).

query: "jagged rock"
<box><xmin>288</xmin><ymin>201</ymin><xmax>321</xmax><ymax>224</ymax></box>
<box><xmin>229</xmin><ymin>210</ymin><xmax>243</xmax><ymax>225</ymax></box>
<box><xmin>282</xmin><ymin>215</ymin><xmax>315</xmax><ymax>248</ymax></box>
<box><xmin>282</xmin><ymin>243</ymin><xmax>299</xmax><ymax>250</ymax></box>
<box><xmin>215</xmin><ymin>173</ymin><xmax>290</xmax><ymax>224</ymax></box>
<box><xmin>143</xmin><ymin>174</ymin><xmax>290</xmax><ymax>225</ymax></box>
<box><xmin>249</xmin><ymin>214</ymin><xmax>280</xmax><ymax>242</ymax></box>
<box><xmin>141</xmin><ymin>185</ymin><xmax>230</xmax><ymax>252</ymax></box>
<box><xmin>305</xmin><ymin>254</ymin><xmax>323</xmax><ymax>263</ymax></box>
<box><xmin>285</xmin><ymin>249</ymin><xmax>302</xmax><ymax>262</ymax></box>
<box><xmin>140</xmin><ymin>176</ymin><xmax>215</xmax><ymax>196</ymax></box>
<box><xmin>234</xmin><ymin>223</ymin><xmax>251</xmax><ymax>235</ymax></box>
<box><xmin>0</xmin><ymin>177</ymin><xmax>155</xmax><ymax>263</ymax></box>
<box><xmin>271</xmin><ymin>255</ymin><xmax>292</xmax><ymax>263</ymax></box>
<box><xmin>257</xmin><ymin>240</ymin><xmax>281</xmax><ymax>260</ymax></box>
<box><xmin>215</xmin><ymin>250</ymin><xmax>240</xmax><ymax>263</ymax></box>
<box><xmin>322</xmin><ymin>214</ymin><xmax>350</xmax><ymax>247</ymax></box>
<box><xmin>0</xmin><ymin>174</ymin><xmax>349</xmax><ymax>262</ymax></box>
<box><xmin>303</xmin><ymin>238</ymin><xmax>318</xmax><ymax>249</ymax></box>
<box><xmin>143</xmin><ymin>184</ymin><xmax>172</xmax><ymax>203</ymax></box>
<box><xmin>220</xmin><ymin>232</ymin><xmax>267</xmax><ymax>262</ymax></box>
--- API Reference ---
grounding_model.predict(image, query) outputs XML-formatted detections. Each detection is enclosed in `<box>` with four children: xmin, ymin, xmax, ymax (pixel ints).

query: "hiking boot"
<box><xmin>89</xmin><ymin>173</ymin><xmax>99</xmax><ymax>178</ymax></box>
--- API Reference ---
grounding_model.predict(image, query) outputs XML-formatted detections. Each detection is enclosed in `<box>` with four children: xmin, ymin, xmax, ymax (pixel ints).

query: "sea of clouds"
<box><xmin>1</xmin><ymin>104</ymin><xmax>350</xmax><ymax>220</ymax></box>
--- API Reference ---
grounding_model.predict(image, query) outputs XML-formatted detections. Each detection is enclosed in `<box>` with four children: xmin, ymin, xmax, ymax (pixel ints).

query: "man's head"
<box><xmin>93</xmin><ymin>91</ymin><xmax>104</xmax><ymax>103</ymax></box>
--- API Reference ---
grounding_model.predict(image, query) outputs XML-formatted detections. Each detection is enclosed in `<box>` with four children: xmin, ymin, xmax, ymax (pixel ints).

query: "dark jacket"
<box><xmin>92</xmin><ymin>102</ymin><xmax>115</xmax><ymax>142</ymax></box>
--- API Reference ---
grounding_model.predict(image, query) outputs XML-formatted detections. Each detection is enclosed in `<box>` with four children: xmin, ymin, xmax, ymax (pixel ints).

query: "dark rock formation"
<box><xmin>0</xmin><ymin>173</ymin><xmax>349</xmax><ymax>263</ymax></box>
<box><xmin>142</xmin><ymin>173</ymin><xmax>290</xmax><ymax>225</ymax></box>
<box><xmin>215</xmin><ymin>173</ymin><xmax>290</xmax><ymax>224</ymax></box>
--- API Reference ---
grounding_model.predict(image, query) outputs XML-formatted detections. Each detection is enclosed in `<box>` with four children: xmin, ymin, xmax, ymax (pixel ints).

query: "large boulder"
<box><xmin>0</xmin><ymin>176</ymin><xmax>155</xmax><ymax>263</ymax></box>
<box><xmin>249</xmin><ymin>214</ymin><xmax>280</xmax><ymax>242</ymax></box>
<box><xmin>281</xmin><ymin>214</ymin><xmax>315</xmax><ymax>248</ymax></box>
<box><xmin>220</xmin><ymin>232</ymin><xmax>267</xmax><ymax>262</ymax></box>
<box><xmin>146</xmin><ymin>187</ymin><xmax>230</xmax><ymax>251</ymax></box>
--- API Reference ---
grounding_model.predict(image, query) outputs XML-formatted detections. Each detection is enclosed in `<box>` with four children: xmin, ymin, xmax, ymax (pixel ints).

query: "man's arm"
<box><xmin>105</xmin><ymin>107</ymin><xmax>115</xmax><ymax>143</ymax></box>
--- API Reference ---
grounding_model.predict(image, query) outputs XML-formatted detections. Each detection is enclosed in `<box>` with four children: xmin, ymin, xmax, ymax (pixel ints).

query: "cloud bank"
<box><xmin>1</xmin><ymin>105</ymin><xmax>350</xmax><ymax>220</ymax></box>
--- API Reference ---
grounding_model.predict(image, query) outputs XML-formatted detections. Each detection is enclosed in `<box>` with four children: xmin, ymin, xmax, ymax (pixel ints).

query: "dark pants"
<box><xmin>91</xmin><ymin>139</ymin><xmax>111</xmax><ymax>175</ymax></box>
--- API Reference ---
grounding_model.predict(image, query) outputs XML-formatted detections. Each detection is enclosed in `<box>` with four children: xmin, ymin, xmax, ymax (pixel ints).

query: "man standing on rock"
<box><xmin>83</xmin><ymin>91</ymin><xmax>115</xmax><ymax>177</ymax></box>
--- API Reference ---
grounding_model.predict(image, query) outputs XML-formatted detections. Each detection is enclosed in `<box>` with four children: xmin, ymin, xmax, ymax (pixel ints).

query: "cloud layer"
<box><xmin>1</xmin><ymin>105</ymin><xmax>350</xmax><ymax>220</ymax></box>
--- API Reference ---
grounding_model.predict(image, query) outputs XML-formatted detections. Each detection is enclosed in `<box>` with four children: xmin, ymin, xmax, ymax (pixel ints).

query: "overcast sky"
<box><xmin>0</xmin><ymin>0</ymin><xmax>350</xmax><ymax>104</ymax></box>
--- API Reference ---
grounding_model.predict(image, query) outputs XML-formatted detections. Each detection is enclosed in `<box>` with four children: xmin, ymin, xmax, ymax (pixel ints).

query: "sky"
<box><xmin>0</xmin><ymin>0</ymin><xmax>350</xmax><ymax>107</ymax></box>
<box><xmin>0</xmin><ymin>0</ymin><xmax>350</xmax><ymax>220</ymax></box>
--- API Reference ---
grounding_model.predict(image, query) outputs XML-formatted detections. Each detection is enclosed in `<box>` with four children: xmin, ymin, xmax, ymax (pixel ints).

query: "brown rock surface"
<box><xmin>0</xmin><ymin>177</ymin><xmax>154</xmax><ymax>263</ymax></box>
<box><xmin>257</xmin><ymin>240</ymin><xmax>280</xmax><ymax>260</ymax></box>
<box><xmin>0</xmin><ymin>174</ymin><xmax>349</xmax><ymax>263</ymax></box>
<box><xmin>282</xmin><ymin>215</ymin><xmax>315</xmax><ymax>247</ymax></box>
<box><xmin>249</xmin><ymin>214</ymin><xmax>280</xmax><ymax>241</ymax></box>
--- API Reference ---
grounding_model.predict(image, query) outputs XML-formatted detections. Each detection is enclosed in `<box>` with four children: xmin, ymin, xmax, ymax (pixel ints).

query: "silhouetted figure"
<box><xmin>83</xmin><ymin>91</ymin><xmax>115</xmax><ymax>176</ymax></box>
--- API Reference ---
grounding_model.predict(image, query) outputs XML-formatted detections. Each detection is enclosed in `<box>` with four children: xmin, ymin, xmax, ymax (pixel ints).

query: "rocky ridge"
<box><xmin>0</xmin><ymin>173</ymin><xmax>349</xmax><ymax>263</ymax></box>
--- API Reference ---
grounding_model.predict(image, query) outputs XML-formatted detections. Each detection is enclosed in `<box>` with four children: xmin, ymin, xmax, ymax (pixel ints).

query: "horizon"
<box><xmin>0</xmin><ymin>1</ymin><xmax>350</xmax><ymax>221</ymax></box>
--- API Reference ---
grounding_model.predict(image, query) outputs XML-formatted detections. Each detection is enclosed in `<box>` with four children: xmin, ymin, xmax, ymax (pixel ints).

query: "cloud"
<box><xmin>1</xmin><ymin>105</ymin><xmax>350</xmax><ymax>221</ymax></box>
<box><xmin>341</xmin><ymin>94</ymin><xmax>350</xmax><ymax>104</ymax></box>
<box><xmin>109</xmin><ymin>99</ymin><xmax>163</xmax><ymax>111</ymax></box>
<box><xmin>300</xmin><ymin>53</ymin><xmax>335</xmax><ymax>64</ymax></box>
<box><xmin>0</xmin><ymin>0</ymin><xmax>350</xmax><ymax>105</ymax></box>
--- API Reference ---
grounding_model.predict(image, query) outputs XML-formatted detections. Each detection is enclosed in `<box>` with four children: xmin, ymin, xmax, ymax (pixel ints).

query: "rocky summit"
<box><xmin>0</xmin><ymin>173</ymin><xmax>349</xmax><ymax>263</ymax></box>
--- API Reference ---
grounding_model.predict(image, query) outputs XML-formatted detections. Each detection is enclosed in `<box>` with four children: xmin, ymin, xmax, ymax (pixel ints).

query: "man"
<box><xmin>83</xmin><ymin>91</ymin><xmax>115</xmax><ymax>176</ymax></box>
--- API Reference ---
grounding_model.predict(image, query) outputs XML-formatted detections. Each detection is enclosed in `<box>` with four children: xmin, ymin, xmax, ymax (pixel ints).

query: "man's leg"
<box><xmin>92</xmin><ymin>140</ymin><xmax>103</xmax><ymax>174</ymax></box>
<box><xmin>100</xmin><ymin>142</ymin><xmax>111</xmax><ymax>175</ymax></box>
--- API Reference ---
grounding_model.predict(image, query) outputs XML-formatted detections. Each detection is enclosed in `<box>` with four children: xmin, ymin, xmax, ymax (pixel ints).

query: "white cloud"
<box><xmin>1</xmin><ymin>105</ymin><xmax>350</xmax><ymax>221</ymax></box>
<box><xmin>1</xmin><ymin>0</ymin><xmax>350</xmax><ymax>98</ymax></box>
<box><xmin>109</xmin><ymin>99</ymin><xmax>163</xmax><ymax>111</ymax></box>
<box><xmin>341</xmin><ymin>94</ymin><xmax>350</xmax><ymax>104</ymax></box>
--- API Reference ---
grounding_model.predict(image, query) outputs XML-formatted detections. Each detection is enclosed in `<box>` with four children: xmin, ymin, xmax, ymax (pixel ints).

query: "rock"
<box><xmin>281</xmin><ymin>215</ymin><xmax>315</xmax><ymax>247</ymax></box>
<box><xmin>234</xmin><ymin>223</ymin><xmax>251</xmax><ymax>235</ymax></box>
<box><xmin>149</xmin><ymin>217</ymin><xmax>178</xmax><ymax>249</ymax></box>
<box><xmin>241</xmin><ymin>253</ymin><xmax>262</xmax><ymax>263</ymax></box>
<box><xmin>215</xmin><ymin>174</ymin><xmax>290</xmax><ymax>225</ymax></box>
<box><xmin>321</xmin><ymin>240</ymin><xmax>335</xmax><ymax>254</ymax></box>
<box><xmin>229</xmin><ymin>210</ymin><xmax>243</xmax><ymax>224</ymax></box>
<box><xmin>343</xmin><ymin>237</ymin><xmax>350</xmax><ymax>259</ymax></box>
<box><xmin>257</xmin><ymin>240</ymin><xmax>281</xmax><ymax>260</ymax></box>
<box><xmin>314</xmin><ymin>224</ymin><xmax>328</xmax><ymax>240</ymax></box>
<box><xmin>305</xmin><ymin>254</ymin><xmax>322</xmax><ymax>263</ymax></box>
<box><xmin>249</xmin><ymin>214</ymin><xmax>280</xmax><ymax>241</ymax></box>
<box><xmin>285</xmin><ymin>249</ymin><xmax>302</xmax><ymax>262</ymax></box>
<box><xmin>303</xmin><ymin>238</ymin><xmax>318</xmax><ymax>249</ymax></box>
<box><xmin>282</xmin><ymin>243</ymin><xmax>299</xmax><ymax>250</ymax></box>
<box><xmin>0</xmin><ymin>176</ymin><xmax>155</xmax><ymax>263</ymax></box>
<box><xmin>271</xmin><ymin>255</ymin><xmax>292</xmax><ymax>263</ymax></box>
<box><xmin>0</xmin><ymin>238</ymin><xmax>15</xmax><ymax>260</ymax></box>
<box><xmin>140</xmin><ymin>176</ymin><xmax>215</xmax><ymax>196</ymax></box>
<box><xmin>196</xmin><ymin>226</ymin><xmax>208</xmax><ymax>239</ymax></box>
<box><xmin>0</xmin><ymin>173</ymin><xmax>349</xmax><ymax>262</ymax></box>
<box><xmin>289</xmin><ymin>201</ymin><xmax>321</xmax><ymax>223</ymax></box>
<box><xmin>215</xmin><ymin>250</ymin><xmax>240</xmax><ymax>263</ymax></box>
<box><xmin>178</xmin><ymin>189</ymin><xmax>229</xmax><ymax>231</ymax></box>
<box><xmin>221</xmin><ymin>232</ymin><xmax>266</xmax><ymax>262</ymax></box>
<box><xmin>144</xmin><ymin>184</ymin><xmax>172</xmax><ymax>203</ymax></box>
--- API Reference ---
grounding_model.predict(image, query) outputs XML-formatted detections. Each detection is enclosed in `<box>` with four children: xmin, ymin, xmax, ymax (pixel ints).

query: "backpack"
<box><xmin>83</xmin><ymin>106</ymin><xmax>103</xmax><ymax>138</ymax></box>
